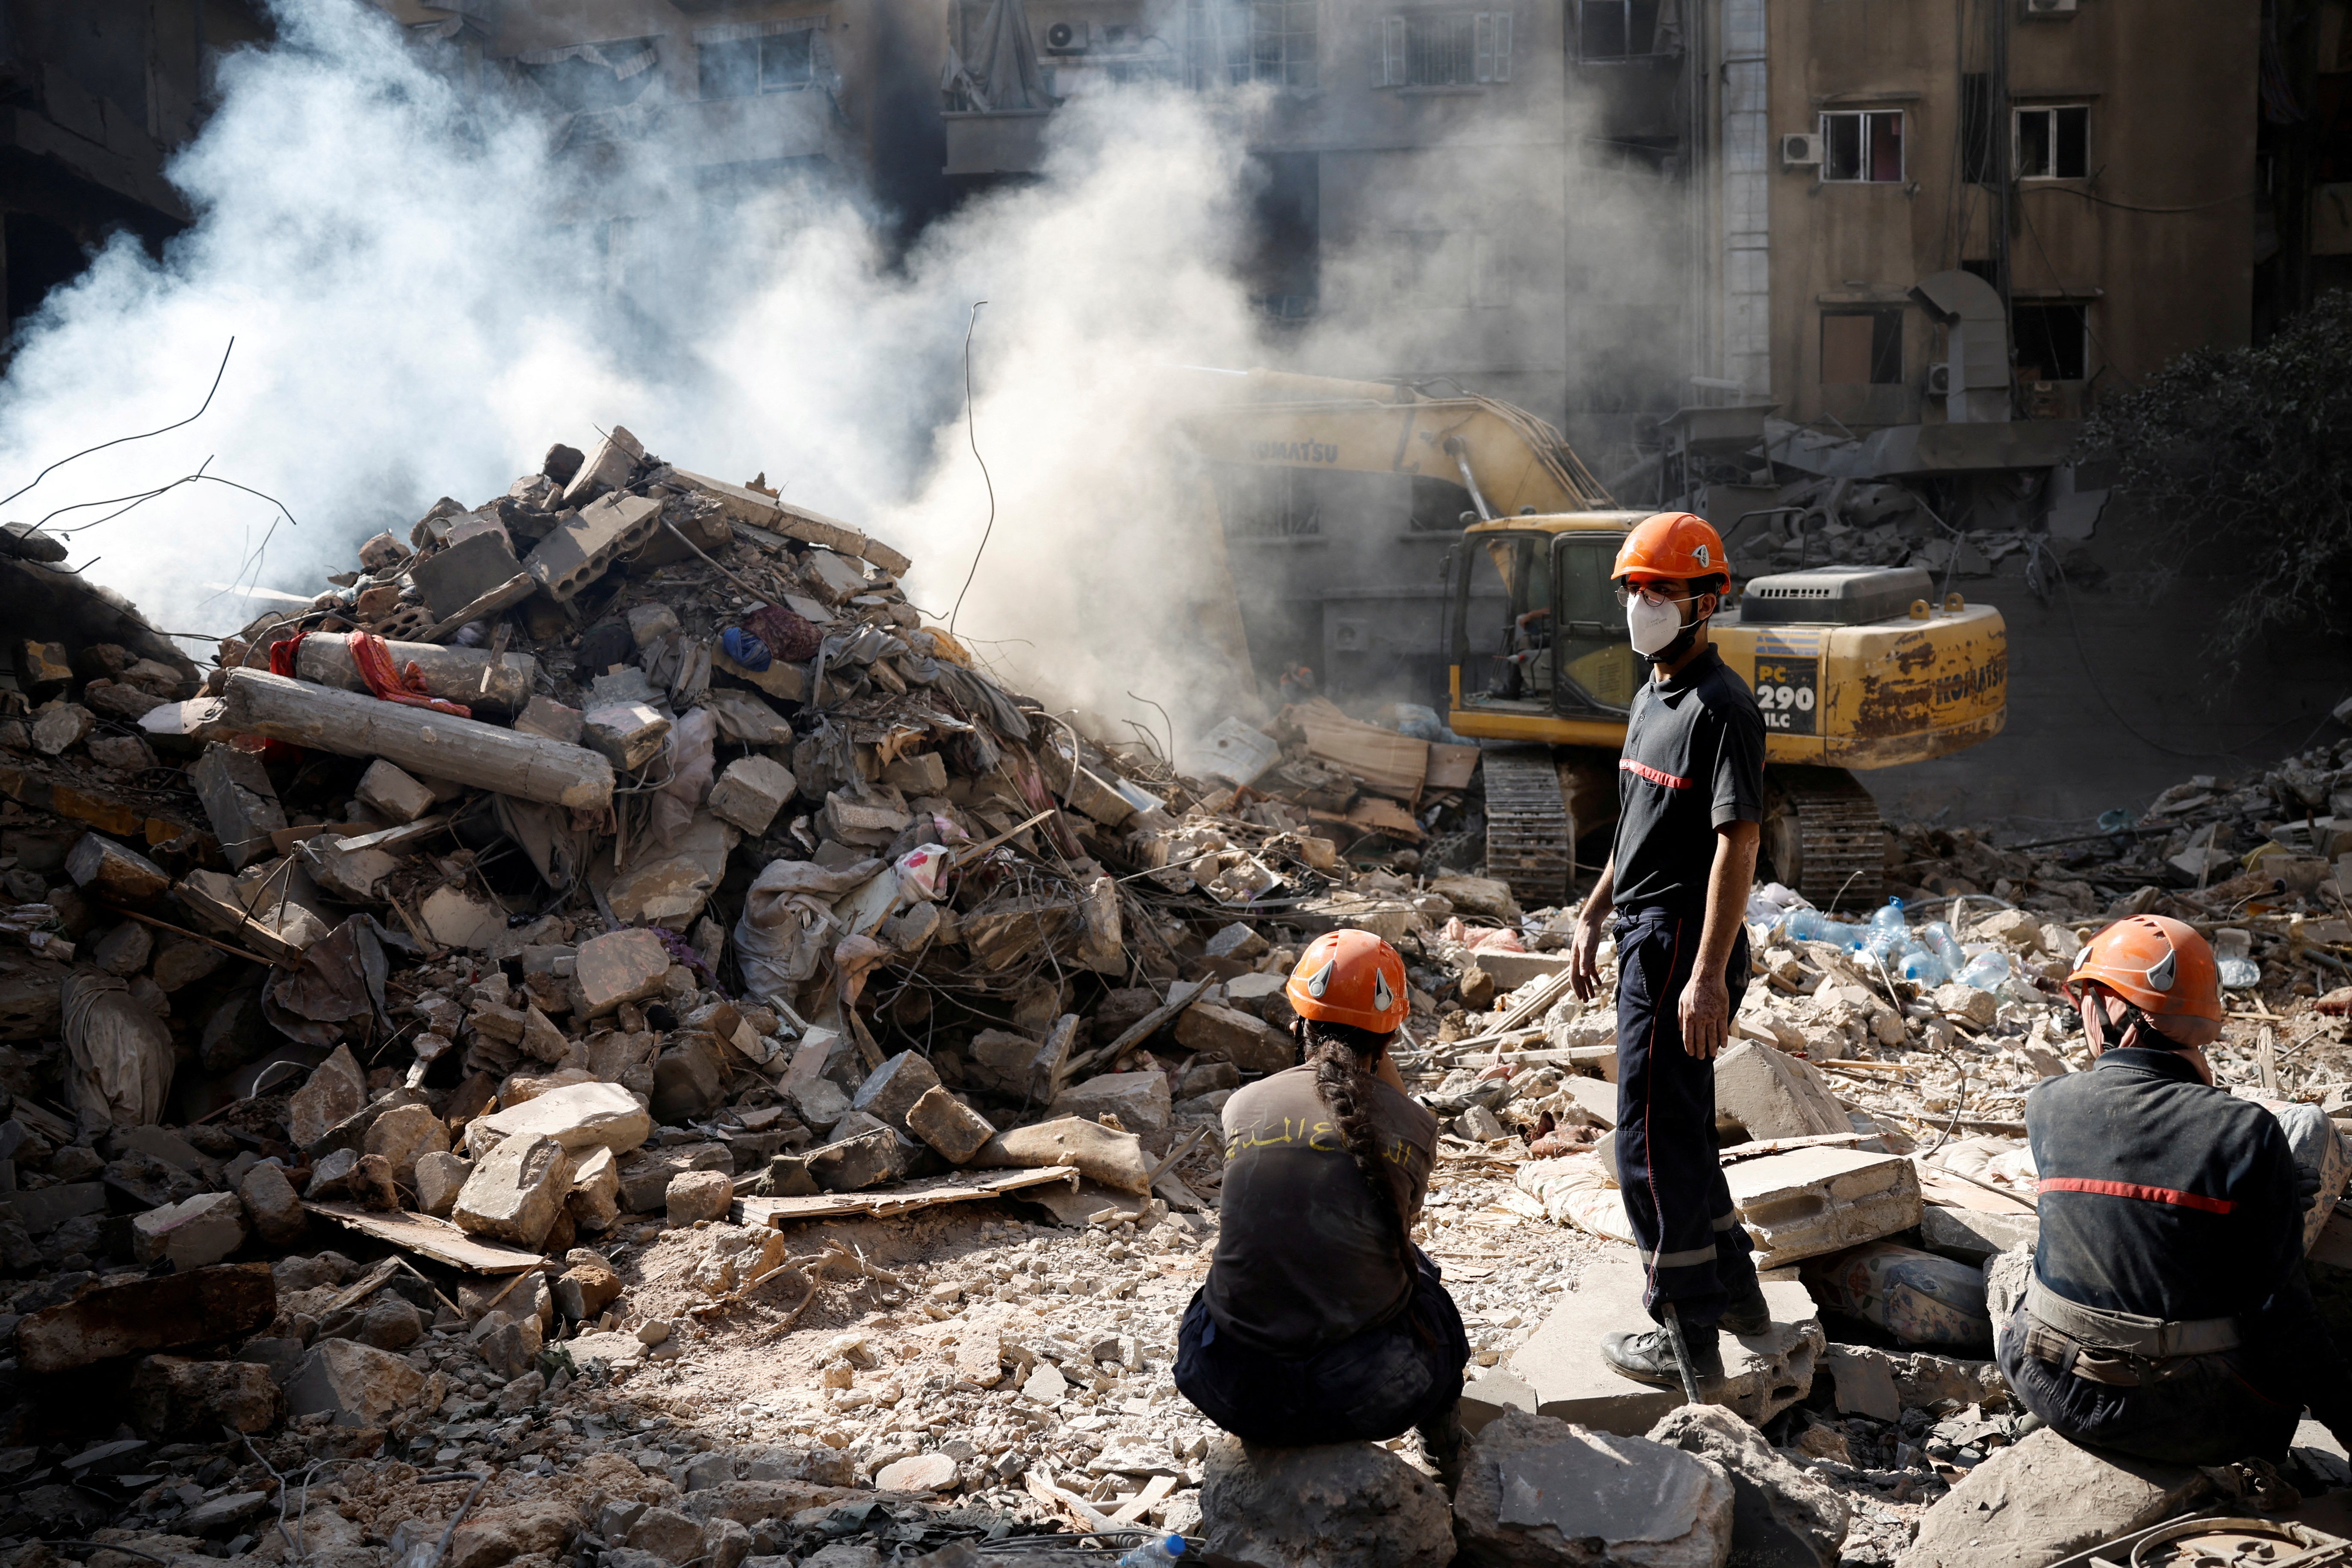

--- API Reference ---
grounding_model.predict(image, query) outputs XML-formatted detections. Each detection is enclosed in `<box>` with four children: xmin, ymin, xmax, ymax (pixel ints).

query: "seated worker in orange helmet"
<box><xmin>1173</xmin><ymin>930</ymin><xmax>1469</xmax><ymax>1473</ymax></box>
<box><xmin>1997</xmin><ymin>914</ymin><xmax>2352</xmax><ymax>1462</ymax></box>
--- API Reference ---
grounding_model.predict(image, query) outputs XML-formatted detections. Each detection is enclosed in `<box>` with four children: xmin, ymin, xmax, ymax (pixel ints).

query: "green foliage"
<box><xmin>2082</xmin><ymin>290</ymin><xmax>2352</xmax><ymax>667</ymax></box>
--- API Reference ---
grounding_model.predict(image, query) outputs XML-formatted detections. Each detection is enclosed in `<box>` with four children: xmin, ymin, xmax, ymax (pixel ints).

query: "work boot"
<box><xmin>1718</xmin><ymin>1275</ymin><xmax>1772</xmax><ymax>1337</ymax></box>
<box><xmin>1601</xmin><ymin>1325</ymin><xmax>1723</xmax><ymax>1388</ymax></box>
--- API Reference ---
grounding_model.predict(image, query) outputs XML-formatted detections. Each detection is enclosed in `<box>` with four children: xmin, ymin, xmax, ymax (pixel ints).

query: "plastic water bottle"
<box><xmin>1899</xmin><ymin>945</ymin><xmax>1949</xmax><ymax>986</ymax></box>
<box><xmin>1921</xmin><ymin>921</ymin><xmax>1966</xmax><ymax>974</ymax></box>
<box><xmin>1957</xmin><ymin>949</ymin><xmax>2012</xmax><ymax>991</ymax></box>
<box><xmin>1118</xmin><ymin>1536</ymin><xmax>1188</xmax><ymax>1567</ymax></box>
<box><xmin>1870</xmin><ymin>898</ymin><xmax>1907</xmax><ymax>934</ymax></box>
<box><xmin>1783</xmin><ymin>909</ymin><xmax>1863</xmax><ymax>948</ymax></box>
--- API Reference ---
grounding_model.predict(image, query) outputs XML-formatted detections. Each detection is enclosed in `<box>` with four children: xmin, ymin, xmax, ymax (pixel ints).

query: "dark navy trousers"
<box><xmin>1614</xmin><ymin>904</ymin><xmax>1758</xmax><ymax>1329</ymax></box>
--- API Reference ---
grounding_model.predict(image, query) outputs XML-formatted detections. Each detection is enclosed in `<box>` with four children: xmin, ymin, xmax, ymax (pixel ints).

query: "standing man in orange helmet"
<box><xmin>1568</xmin><ymin>511</ymin><xmax>1771</xmax><ymax>1388</ymax></box>
<box><xmin>1996</xmin><ymin>914</ymin><xmax>2352</xmax><ymax>1461</ymax></box>
<box><xmin>1175</xmin><ymin>929</ymin><xmax>1469</xmax><ymax>1474</ymax></box>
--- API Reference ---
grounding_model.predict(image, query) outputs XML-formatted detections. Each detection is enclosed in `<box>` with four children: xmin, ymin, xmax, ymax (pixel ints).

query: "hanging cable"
<box><xmin>948</xmin><ymin>300</ymin><xmax>994</xmax><ymax>637</ymax></box>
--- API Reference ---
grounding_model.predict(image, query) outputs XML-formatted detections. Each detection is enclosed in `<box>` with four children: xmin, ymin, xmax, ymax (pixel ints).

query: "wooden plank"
<box><xmin>738</xmin><ymin>1167</ymin><xmax>1078</xmax><ymax>1227</ymax></box>
<box><xmin>301</xmin><ymin>1202</ymin><xmax>547</xmax><ymax>1272</ymax></box>
<box><xmin>222</xmin><ymin>668</ymin><xmax>613</xmax><ymax>811</ymax></box>
<box><xmin>1426</xmin><ymin>743</ymin><xmax>1482</xmax><ymax>791</ymax></box>
<box><xmin>1057</xmin><ymin>978</ymin><xmax>1204</xmax><ymax>1085</ymax></box>
<box><xmin>1288</xmin><ymin>697</ymin><xmax>1428</xmax><ymax>801</ymax></box>
<box><xmin>1108</xmin><ymin>1474</ymin><xmax>1178</xmax><ymax>1524</ymax></box>
<box><xmin>1345</xmin><ymin>796</ymin><xmax>1424</xmax><ymax>843</ymax></box>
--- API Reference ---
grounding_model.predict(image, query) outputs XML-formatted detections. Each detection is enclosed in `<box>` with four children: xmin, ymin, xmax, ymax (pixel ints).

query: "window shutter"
<box><xmin>1474</xmin><ymin>13</ymin><xmax>1511</xmax><ymax>81</ymax></box>
<box><xmin>1380</xmin><ymin>15</ymin><xmax>1404</xmax><ymax>85</ymax></box>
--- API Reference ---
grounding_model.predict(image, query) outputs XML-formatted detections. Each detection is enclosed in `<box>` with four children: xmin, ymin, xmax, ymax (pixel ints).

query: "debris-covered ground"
<box><xmin>6</xmin><ymin>429</ymin><xmax>2352</xmax><ymax>1566</ymax></box>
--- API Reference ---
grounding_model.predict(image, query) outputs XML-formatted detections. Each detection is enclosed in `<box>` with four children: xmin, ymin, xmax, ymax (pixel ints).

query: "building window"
<box><xmin>1820</xmin><ymin>109</ymin><xmax>1903</xmax><ymax>183</ymax></box>
<box><xmin>2012</xmin><ymin>302</ymin><xmax>2088</xmax><ymax>380</ymax></box>
<box><xmin>1578</xmin><ymin>0</ymin><xmax>1662</xmax><ymax>58</ymax></box>
<box><xmin>1378</xmin><ymin>12</ymin><xmax>1512</xmax><ymax>86</ymax></box>
<box><xmin>2015</xmin><ymin>105</ymin><xmax>2089</xmax><ymax>179</ymax></box>
<box><xmin>699</xmin><ymin>27</ymin><xmax>818</xmax><ymax>99</ymax></box>
<box><xmin>1820</xmin><ymin>307</ymin><xmax>1904</xmax><ymax>384</ymax></box>
<box><xmin>1187</xmin><ymin>0</ymin><xmax>1317</xmax><ymax>89</ymax></box>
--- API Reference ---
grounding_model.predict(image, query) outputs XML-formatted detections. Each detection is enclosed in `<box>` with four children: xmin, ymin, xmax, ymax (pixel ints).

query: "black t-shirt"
<box><xmin>1607</xmin><ymin>646</ymin><xmax>1765</xmax><ymax>912</ymax></box>
<box><xmin>1201</xmin><ymin>1065</ymin><xmax>1439</xmax><ymax>1357</ymax></box>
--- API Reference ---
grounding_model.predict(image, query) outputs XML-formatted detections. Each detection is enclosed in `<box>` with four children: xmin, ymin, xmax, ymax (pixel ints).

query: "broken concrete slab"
<box><xmin>131</xmin><ymin>1191</ymin><xmax>248</xmax><ymax>1272</ymax></box>
<box><xmin>288</xmin><ymin>1046</ymin><xmax>367</xmax><ymax>1151</ymax></box>
<box><xmin>905</xmin><ymin>1085</ymin><xmax>995</xmax><ymax>1164</ymax></box>
<box><xmin>1173</xmin><ymin>1002</ymin><xmax>1293</xmax><ymax>1076</ymax></box>
<box><xmin>969</xmin><ymin>1116</ymin><xmax>1153</xmax><ymax>1195</ymax></box>
<box><xmin>666</xmin><ymin>1169</ymin><xmax>734</xmax><ymax>1226</ymax></box>
<box><xmin>576</xmin><ymin>927</ymin><xmax>673</xmax><ymax>1016</ymax></box>
<box><xmin>618</xmin><ymin>1141</ymin><xmax>734</xmax><ymax>1212</ymax></box>
<box><xmin>1919</xmin><ymin>1204</ymin><xmax>2040</xmax><ymax>1264</ymax></box>
<box><xmin>603</xmin><ymin>812</ymin><xmax>736</xmax><ymax>927</ymax></box>
<box><xmin>420</xmin><ymin>883</ymin><xmax>507</xmax><ymax>951</ymax></box>
<box><xmin>464</xmin><ymin>1079</ymin><xmax>651</xmax><ymax>1161</ymax></box>
<box><xmin>529</xmin><ymin>491</ymin><xmax>663</xmax><ymax>601</ymax></box>
<box><xmin>807</xmin><ymin>1125</ymin><xmax>910</xmax><ymax>1192</ymax></box>
<box><xmin>964</xmin><ymin>1025</ymin><xmax>1071</xmax><ymax>1102</ymax></box>
<box><xmin>189</xmin><ymin>743</ymin><xmax>287</xmax><ymax>871</ymax></box>
<box><xmin>1460</xmin><ymin>1255</ymin><xmax>1822</xmax><ymax>1437</ymax></box>
<box><xmin>411</xmin><ymin>529</ymin><xmax>524</xmax><ymax>621</ymax></box>
<box><xmin>1895</xmin><ymin>1428</ymin><xmax>2211</xmax><ymax>1568</ymax></box>
<box><xmin>284</xmin><ymin>1336</ymin><xmax>430</xmax><ymax>1428</ymax></box>
<box><xmin>19</xmin><ymin>1262</ymin><xmax>277</xmax><ymax>1373</ymax></box>
<box><xmin>513</xmin><ymin>694</ymin><xmax>584</xmax><ymax>745</ymax></box>
<box><xmin>582</xmin><ymin>702</ymin><xmax>671</xmax><ymax>772</ymax></box>
<box><xmin>1817</xmin><ymin>1344</ymin><xmax>1902</xmax><ymax>1422</ymax></box>
<box><xmin>1714</xmin><ymin>1041</ymin><xmax>1851</xmax><ymax>1143</ymax></box>
<box><xmin>355</xmin><ymin>759</ymin><xmax>437</xmax><ymax>825</ymax></box>
<box><xmin>561</xmin><ymin>427</ymin><xmax>644</xmax><ymax>506</ymax></box>
<box><xmin>1451</xmin><ymin>1410</ymin><xmax>1733</xmax><ymax>1568</ymax></box>
<box><xmin>128</xmin><ymin>1355</ymin><xmax>283</xmax><ymax>1439</ymax></box>
<box><xmin>1725</xmin><ymin>1146</ymin><xmax>1922</xmax><ymax>1268</ymax></box>
<box><xmin>850</xmin><ymin>1051</ymin><xmax>941</xmax><ymax>1133</ymax></box>
<box><xmin>362</xmin><ymin>1101</ymin><xmax>452</xmax><ymax>1187</ymax></box>
<box><xmin>65</xmin><ymin>832</ymin><xmax>170</xmax><ymax>903</ymax></box>
<box><xmin>1201</xmin><ymin>1436</ymin><xmax>1457</xmax><ymax>1568</ymax></box>
<box><xmin>1046</xmin><ymin>1070</ymin><xmax>1171</xmax><ymax>1133</ymax></box>
<box><xmin>707</xmin><ymin>755</ymin><xmax>796</xmax><ymax>836</ymax></box>
<box><xmin>451</xmin><ymin>1131</ymin><xmax>571</xmax><ymax>1249</ymax></box>
<box><xmin>1646</xmin><ymin>1403</ymin><xmax>1847</xmax><ymax>1568</ymax></box>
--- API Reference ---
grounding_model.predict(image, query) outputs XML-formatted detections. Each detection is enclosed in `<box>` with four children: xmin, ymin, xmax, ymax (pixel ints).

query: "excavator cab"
<box><xmin>1457</xmin><ymin>525</ymin><xmax>1643</xmax><ymax>717</ymax></box>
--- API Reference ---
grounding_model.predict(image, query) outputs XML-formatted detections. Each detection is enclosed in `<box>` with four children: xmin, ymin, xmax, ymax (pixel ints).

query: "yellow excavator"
<box><xmin>1182</xmin><ymin>370</ymin><xmax>2008</xmax><ymax>909</ymax></box>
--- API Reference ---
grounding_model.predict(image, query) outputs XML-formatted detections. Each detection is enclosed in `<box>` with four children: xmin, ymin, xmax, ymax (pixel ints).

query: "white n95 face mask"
<box><xmin>1626</xmin><ymin>593</ymin><xmax>1685</xmax><ymax>656</ymax></box>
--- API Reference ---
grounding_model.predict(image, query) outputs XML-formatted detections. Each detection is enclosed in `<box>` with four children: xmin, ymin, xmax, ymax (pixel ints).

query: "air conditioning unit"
<box><xmin>2023</xmin><ymin>0</ymin><xmax>2078</xmax><ymax>16</ymax></box>
<box><xmin>1043</xmin><ymin>20</ymin><xmax>1091</xmax><ymax>52</ymax></box>
<box><xmin>1779</xmin><ymin>133</ymin><xmax>1822</xmax><ymax>168</ymax></box>
<box><xmin>1926</xmin><ymin>362</ymin><xmax>1953</xmax><ymax>397</ymax></box>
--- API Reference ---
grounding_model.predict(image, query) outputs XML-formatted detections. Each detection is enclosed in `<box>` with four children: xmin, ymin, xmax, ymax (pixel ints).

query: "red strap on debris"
<box><xmin>349</xmin><ymin>631</ymin><xmax>471</xmax><ymax>718</ymax></box>
<box><xmin>267</xmin><ymin>628</ymin><xmax>309</xmax><ymax>679</ymax></box>
<box><xmin>2038</xmin><ymin>1176</ymin><xmax>2237</xmax><ymax>1215</ymax></box>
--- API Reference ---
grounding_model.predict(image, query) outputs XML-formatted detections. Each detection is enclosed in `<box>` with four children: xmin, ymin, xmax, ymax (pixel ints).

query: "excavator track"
<box><xmin>1765</xmin><ymin>766</ymin><xmax>1885</xmax><ymax>911</ymax></box>
<box><xmin>1482</xmin><ymin>745</ymin><xmax>1575</xmax><ymax>909</ymax></box>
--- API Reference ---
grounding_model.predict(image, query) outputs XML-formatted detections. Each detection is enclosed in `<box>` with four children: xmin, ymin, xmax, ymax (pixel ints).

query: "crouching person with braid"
<box><xmin>1174</xmin><ymin>930</ymin><xmax>1470</xmax><ymax>1477</ymax></box>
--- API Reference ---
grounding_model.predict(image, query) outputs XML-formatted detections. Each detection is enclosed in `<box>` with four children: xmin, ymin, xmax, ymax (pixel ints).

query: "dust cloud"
<box><xmin>0</xmin><ymin>0</ymin><xmax>1687</xmax><ymax>745</ymax></box>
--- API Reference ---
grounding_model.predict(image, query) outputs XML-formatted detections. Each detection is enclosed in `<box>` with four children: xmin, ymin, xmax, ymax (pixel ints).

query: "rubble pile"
<box><xmin>9</xmin><ymin>422</ymin><xmax>2352</xmax><ymax>1564</ymax></box>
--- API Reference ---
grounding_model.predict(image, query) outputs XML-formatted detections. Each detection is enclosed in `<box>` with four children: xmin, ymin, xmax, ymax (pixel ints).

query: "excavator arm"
<box><xmin>1178</xmin><ymin>369</ymin><xmax>1616</xmax><ymax>518</ymax></box>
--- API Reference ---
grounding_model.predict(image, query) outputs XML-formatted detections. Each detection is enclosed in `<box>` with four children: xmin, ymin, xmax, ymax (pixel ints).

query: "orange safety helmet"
<box><xmin>1285</xmin><ymin>929</ymin><xmax>1410</xmax><ymax>1035</ymax></box>
<box><xmin>1613</xmin><ymin>512</ymin><xmax>1728</xmax><ymax>584</ymax></box>
<box><xmin>2062</xmin><ymin>914</ymin><xmax>2225</xmax><ymax>1048</ymax></box>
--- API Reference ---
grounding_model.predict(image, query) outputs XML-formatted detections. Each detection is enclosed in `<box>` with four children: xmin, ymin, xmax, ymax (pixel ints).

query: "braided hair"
<box><xmin>1295</xmin><ymin>1015</ymin><xmax>1420</xmax><ymax>1293</ymax></box>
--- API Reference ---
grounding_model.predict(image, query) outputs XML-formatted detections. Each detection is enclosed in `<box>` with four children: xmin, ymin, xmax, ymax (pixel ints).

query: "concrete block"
<box><xmin>1725</xmin><ymin>1146</ymin><xmax>1923</xmax><ymax>1268</ymax></box>
<box><xmin>665</xmin><ymin>1169</ymin><xmax>733</xmax><ymax>1226</ymax></box>
<box><xmin>529</xmin><ymin>491</ymin><xmax>662</xmax><ymax>601</ymax></box>
<box><xmin>799</xmin><ymin>548</ymin><xmax>869</xmax><ymax>604</ymax></box>
<box><xmin>1817</xmin><ymin>1344</ymin><xmax>1902</xmax><ymax>1421</ymax></box>
<box><xmin>415</xmin><ymin>1151</ymin><xmax>472</xmax><ymax>1218</ymax></box>
<box><xmin>965</xmin><ymin>1026</ymin><xmax>1072</xmax><ymax>1101</ymax></box>
<box><xmin>239</xmin><ymin>1162</ymin><xmax>308</xmax><ymax>1246</ymax></box>
<box><xmin>131</xmin><ymin>1191</ymin><xmax>248</xmax><ymax>1272</ymax></box>
<box><xmin>355</xmin><ymin>759</ymin><xmax>437</xmax><ymax>825</ymax></box>
<box><xmin>567</xmin><ymin>1146</ymin><xmax>622</xmax><ymax>1233</ymax></box>
<box><xmin>851</xmin><ymin>1051</ymin><xmax>941</xmax><ymax>1131</ymax></box>
<box><xmin>1714</xmin><ymin>1040</ymin><xmax>1850</xmax><ymax>1142</ymax></box>
<box><xmin>66</xmin><ymin>833</ymin><xmax>170</xmax><ymax>903</ymax></box>
<box><xmin>1646</xmin><ymin>1403</ymin><xmax>1849</xmax><ymax>1568</ymax></box>
<box><xmin>576</xmin><ymin>927</ymin><xmax>672</xmax><ymax>1015</ymax></box>
<box><xmin>285</xmin><ymin>1336</ymin><xmax>428</xmax><ymax>1428</ymax></box>
<box><xmin>627</xmin><ymin>602</ymin><xmax>680</xmax><ymax>647</ymax></box>
<box><xmin>1459</xmin><ymin>1254</ymin><xmax>1821</xmax><ymax>1437</ymax></box>
<box><xmin>18</xmin><ymin>638</ymin><xmax>73</xmax><ymax>693</ymax></box>
<box><xmin>905</xmin><ymin>1084</ymin><xmax>996</xmax><ymax>1163</ymax></box>
<box><xmin>707</xmin><ymin>756</ymin><xmax>795</xmax><ymax>836</ymax></box>
<box><xmin>32</xmin><ymin>702</ymin><xmax>94</xmax><ymax>754</ymax></box>
<box><xmin>18</xmin><ymin>1262</ymin><xmax>277</xmax><ymax>1374</ymax></box>
<box><xmin>464</xmin><ymin>1080</ymin><xmax>652</xmax><ymax>1160</ymax></box>
<box><xmin>1173</xmin><ymin>1001</ymin><xmax>1292</xmax><ymax>1075</ymax></box>
<box><xmin>879</xmin><ymin>751</ymin><xmax>946</xmax><ymax>794</ymax></box>
<box><xmin>1920</xmin><ymin>1203</ymin><xmax>2040</xmax><ymax>1263</ymax></box>
<box><xmin>818</xmin><ymin>790</ymin><xmax>910</xmax><ymax>846</ymax></box>
<box><xmin>190</xmin><ymin>744</ymin><xmax>288</xmax><ymax>869</ymax></box>
<box><xmin>513</xmin><ymin>695</ymin><xmax>583</xmax><ymax>745</ymax></box>
<box><xmin>1048</xmin><ymin>1070</ymin><xmax>1172</xmax><ymax>1133</ymax></box>
<box><xmin>420</xmin><ymin>883</ymin><xmax>507</xmax><ymax>950</ymax></box>
<box><xmin>92</xmin><ymin>919</ymin><xmax>152</xmax><ymax>976</ymax></box>
<box><xmin>1896</xmin><ymin>1428</ymin><xmax>2211</xmax><ymax>1568</ymax></box>
<box><xmin>582</xmin><ymin>702</ymin><xmax>671</xmax><ymax>772</ymax></box>
<box><xmin>411</xmin><ymin>529</ymin><xmax>523</xmax><ymax>620</ymax></box>
<box><xmin>561</xmin><ymin>426</ymin><xmax>644</xmax><ymax>507</ymax></box>
<box><xmin>617</xmin><ymin>1141</ymin><xmax>732</xmax><ymax>1211</ymax></box>
<box><xmin>451</xmin><ymin>1131</ymin><xmax>571</xmax><ymax>1248</ymax></box>
<box><xmin>807</xmin><ymin>1125</ymin><xmax>908</xmax><ymax>1191</ymax></box>
<box><xmin>363</xmin><ymin>1101</ymin><xmax>452</xmax><ymax>1186</ymax></box>
<box><xmin>1201</xmin><ymin>1436</ymin><xmax>1457</xmax><ymax>1568</ymax></box>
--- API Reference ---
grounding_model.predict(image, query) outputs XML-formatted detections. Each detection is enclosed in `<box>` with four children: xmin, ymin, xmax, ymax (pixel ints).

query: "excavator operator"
<box><xmin>1567</xmin><ymin>511</ymin><xmax>1772</xmax><ymax>1388</ymax></box>
<box><xmin>1994</xmin><ymin>915</ymin><xmax>2352</xmax><ymax>1462</ymax></box>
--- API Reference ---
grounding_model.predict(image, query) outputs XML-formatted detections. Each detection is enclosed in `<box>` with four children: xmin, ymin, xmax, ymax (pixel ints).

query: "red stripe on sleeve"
<box><xmin>1619</xmin><ymin>758</ymin><xmax>1693</xmax><ymax>789</ymax></box>
<box><xmin>2038</xmin><ymin>1176</ymin><xmax>2236</xmax><ymax>1215</ymax></box>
